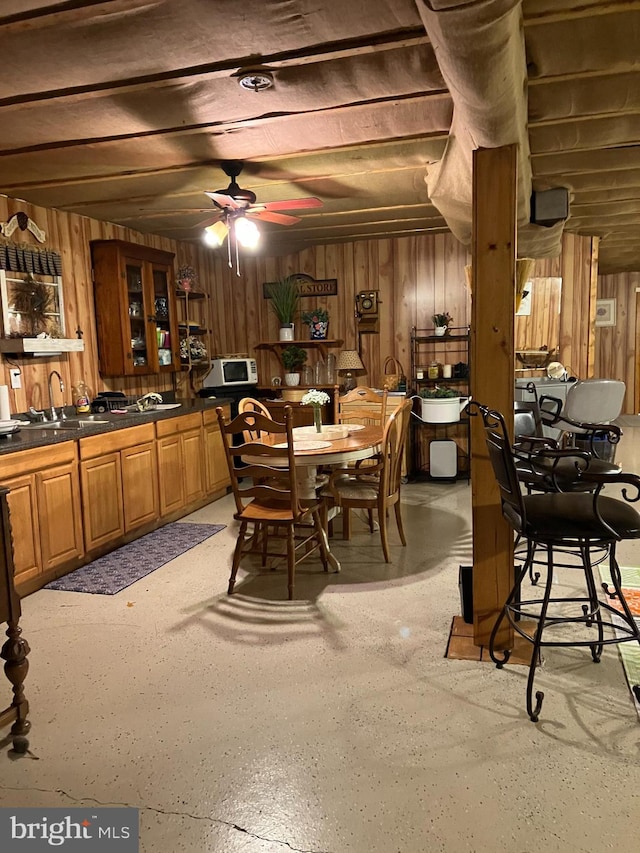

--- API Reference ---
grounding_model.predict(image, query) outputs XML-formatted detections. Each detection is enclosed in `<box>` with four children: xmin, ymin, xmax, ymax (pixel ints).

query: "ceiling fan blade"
<box><xmin>194</xmin><ymin>212</ymin><xmax>223</xmax><ymax>229</ymax></box>
<box><xmin>260</xmin><ymin>197</ymin><xmax>323</xmax><ymax>211</ymax></box>
<box><xmin>249</xmin><ymin>210</ymin><xmax>301</xmax><ymax>226</ymax></box>
<box><xmin>203</xmin><ymin>191</ymin><xmax>245</xmax><ymax>210</ymax></box>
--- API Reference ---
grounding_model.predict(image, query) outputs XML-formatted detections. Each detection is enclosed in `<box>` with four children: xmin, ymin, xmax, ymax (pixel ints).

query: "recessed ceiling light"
<box><xmin>237</xmin><ymin>70</ymin><xmax>274</xmax><ymax>92</ymax></box>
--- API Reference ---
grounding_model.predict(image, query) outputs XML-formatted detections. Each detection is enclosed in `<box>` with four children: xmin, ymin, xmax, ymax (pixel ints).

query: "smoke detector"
<box><xmin>238</xmin><ymin>70</ymin><xmax>274</xmax><ymax>92</ymax></box>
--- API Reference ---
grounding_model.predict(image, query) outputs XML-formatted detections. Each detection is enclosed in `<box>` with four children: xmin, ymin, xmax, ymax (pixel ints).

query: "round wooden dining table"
<box><xmin>256</xmin><ymin>424</ymin><xmax>383</xmax><ymax>496</ymax></box>
<box><xmin>242</xmin><ymin>424</ymin><xmax>383</xmax><ymax>573</ymax></box>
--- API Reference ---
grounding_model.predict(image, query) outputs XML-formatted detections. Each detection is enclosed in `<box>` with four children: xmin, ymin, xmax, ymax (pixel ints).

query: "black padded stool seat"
<box><xmin>516</xmin><ymin>492</ymin><xmax>640</xmax><ymax>541</ymax></box>
<box><xmin>472</xmin><ymin>402</ymin><xmax>640</xmax><ymax>722</ymax></box>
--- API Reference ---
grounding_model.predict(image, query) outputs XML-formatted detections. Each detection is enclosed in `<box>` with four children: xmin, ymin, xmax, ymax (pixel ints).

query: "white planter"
<box><xmin>279</xmin><ymin>324</ymin><xmax>295</xmax><ymax>341</ymax></box>
<box><xmin>434</xmin><ymin>326</ymin><xmax>447</xmax><ymax>337</ymax></box>
<box><xmin>284</xmin><ymin>373</ymin><xmax>300</xmax><ymax>386</ymax></box>
<box><xmin>420</xmin><ymin>396</ymin><xmax>469</xmax><ymax>424</ymax></box>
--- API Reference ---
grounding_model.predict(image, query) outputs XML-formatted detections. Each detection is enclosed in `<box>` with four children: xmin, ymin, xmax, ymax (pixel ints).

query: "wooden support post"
<box><xmin>471</xmin><ymin>145</ymin><xmax>517</xmax><ymax>648</ymax></box>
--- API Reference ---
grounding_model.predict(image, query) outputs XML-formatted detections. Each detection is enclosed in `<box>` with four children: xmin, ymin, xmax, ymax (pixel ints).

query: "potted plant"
<box><xmin>419</xmin><ymin>386</ymin><xmax>470</xmax><ymax>423</ymax></box>
<box><xmin>432</xmin><ymin>312</ymin><xmax>453</xmax><ymax>337</ymax></box>
<box><xmin>301</xmin><ymin>307</ymin><xmax>329</xmax><ymax>340</ymax></box>
<box><xmin>266</xmin><ymin>275</ymin><xmax>300</xmax><ymax>341</ymax></box>
<box><xmin>281</xmin><ymin>344</ymin><xmax>307</xmax><ymax>386</ymax></box>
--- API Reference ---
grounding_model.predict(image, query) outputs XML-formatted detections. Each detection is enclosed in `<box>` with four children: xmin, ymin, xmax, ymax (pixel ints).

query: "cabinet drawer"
<box><xmin>0</xmin><ymin>441</ymin><xmax>77</xmax><ymax>480</ymax></box>
<box><xmin>155</xmin><ymin>412</ymin><xmax>202</xmax><ymax>437</ymax></box>
<box><xmin>79</xmin><ymin>423</ymin><xmax>156</xmax><ymax>460</ymax></box>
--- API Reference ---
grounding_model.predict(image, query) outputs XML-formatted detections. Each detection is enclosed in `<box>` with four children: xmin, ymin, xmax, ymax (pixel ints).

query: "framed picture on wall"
<box><xmin>595</xmin><ymin>298</ymin><xmax>616</xmax><ymax>327</ymax></box>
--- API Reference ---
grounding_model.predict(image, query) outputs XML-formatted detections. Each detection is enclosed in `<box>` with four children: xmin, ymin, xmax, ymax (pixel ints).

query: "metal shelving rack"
<box><xmin>410</xmin><ymin>325</ymin><xmax>471</xmax><ymax>480</ymax></box>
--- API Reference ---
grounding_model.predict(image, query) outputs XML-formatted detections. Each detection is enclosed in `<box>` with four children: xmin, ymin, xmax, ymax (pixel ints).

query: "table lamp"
<box><xmin>336</xmin><ymin>349</ymin><xmax>365</xmax><ymax>391</ymax></box>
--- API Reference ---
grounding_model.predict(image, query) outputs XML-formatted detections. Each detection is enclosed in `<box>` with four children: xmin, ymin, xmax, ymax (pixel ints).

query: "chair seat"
<box><xmin>236</xmin><ymin>497</ymin><xmax>322</xmax><ymax>523</ymax></box>
<box><xmin>322</xmin><ymin>480</ymin><xmax>380</xmax><ymax>502</ymax></box>
<box><xmin>517</xmin><ymin>492</ymin><xmax>640</xmax><ymax>542</ymax></box>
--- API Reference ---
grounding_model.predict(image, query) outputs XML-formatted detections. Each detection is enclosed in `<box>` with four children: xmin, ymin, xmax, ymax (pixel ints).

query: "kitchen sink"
<box><xmin>20</xmin><ymin>416</ymin><xmax>110</xmax><ymax>430</ymax></box>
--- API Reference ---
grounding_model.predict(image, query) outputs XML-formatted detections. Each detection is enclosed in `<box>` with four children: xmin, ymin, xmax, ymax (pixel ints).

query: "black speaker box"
<box><xmin>530</xmin><ymin>187</ymin><xmax>569</xmax><ymax>226</ymax></box>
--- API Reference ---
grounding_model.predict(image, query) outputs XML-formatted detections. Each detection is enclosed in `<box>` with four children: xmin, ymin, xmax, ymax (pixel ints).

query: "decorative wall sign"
<box><xmin>263</xmin><ymin>272</ymin><xmax>337</xmax><ymax>298</ymax></box>
<box><xmin>595</xmin><ymin>298</ymin><xmax>616</xmax><ymax>327</ymax></box>
<box><xmin>0</xmin><ymin>212</ymin><xmax>46</xmax><ymax>242</ymax></box>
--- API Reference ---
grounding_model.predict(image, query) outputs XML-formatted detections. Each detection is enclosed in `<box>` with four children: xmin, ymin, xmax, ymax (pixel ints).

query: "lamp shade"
<box><xmin>336</xmin><ymin>350</ymin><xmax>365</xmax><ymax>371</ymax></box>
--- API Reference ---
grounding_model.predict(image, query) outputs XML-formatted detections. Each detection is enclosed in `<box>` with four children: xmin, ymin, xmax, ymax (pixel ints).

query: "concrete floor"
<box><xmin>1</xmin><ymin>425</ymin><xmax>640</xmax><ymax>852</ymax></box>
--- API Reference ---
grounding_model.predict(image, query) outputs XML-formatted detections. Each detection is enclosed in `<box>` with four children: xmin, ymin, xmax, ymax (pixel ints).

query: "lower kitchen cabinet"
<box><xmin>3</xmin><ymin>443</ymin><xmax>84</xmax><ymax>590</ymax></box>
<box><xmin>3</xmin><ymin>405</ymin><xmax>229</xmax><ymax>596</ymax></box>
<box><xmin>79</xmin><ymin>423</ymin><xmax>158</xmax><ymax>553</ymax></box>
<box><xmin>203</xmin><ymin>406</ymin><xmax>230</xmax><ymax>495</ymax></box>
<box><xmin>121</xmin><ymin>442</ymin><xmax>159</xmax><ymax>530</ymax></box>
<box><xmin>80</xmin><ymin>452</ymin><xmax>124</xmax><ymax>552</ymax></box>
<box><xmin>156</xmin><ymin>413</ymin><xmax>204</xmax><ymax>516</ymax></box>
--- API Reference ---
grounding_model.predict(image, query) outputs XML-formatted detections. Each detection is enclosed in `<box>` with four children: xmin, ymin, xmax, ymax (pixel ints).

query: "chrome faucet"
<box><xmin>47</xmin><ymin>370</ymin><xmax>67</xmax><ymax>421</ymax></box>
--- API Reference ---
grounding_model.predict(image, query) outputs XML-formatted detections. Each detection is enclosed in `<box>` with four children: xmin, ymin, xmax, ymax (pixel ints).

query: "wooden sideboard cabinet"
<box><xmin>91</xmin><ymin>240</ymin><xmax>179</xmax><ymax>376</ymax></box>
<box><xmin>156</xmin><ymin>413</ymin><xmax>205</xmax><ymax>516</ymax></box>
<box><xmin>79</xmin><ymin>423</ymin><xmax>159</xmax><ymax>553</ymax></box>
<box><xmin>1</xmin><ymin>443</ymin><xmax>84</xmax><ymax>590</ymax></box>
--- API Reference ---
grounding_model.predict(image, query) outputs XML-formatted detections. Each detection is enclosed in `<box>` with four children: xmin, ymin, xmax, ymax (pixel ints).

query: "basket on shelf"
<box><xmin>382</xmin><ymin>356</ymin><xmax>405</xmax><ymax>391</ymax></box>
<box><xmin>515</xmin><ymin>349</ymin><xmax>555</xmax><ymax>369</ymax></box>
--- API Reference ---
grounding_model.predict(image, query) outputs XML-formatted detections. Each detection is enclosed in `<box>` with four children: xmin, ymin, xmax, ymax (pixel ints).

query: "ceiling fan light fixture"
<box><xmin>238</xmin><ymin>70</ymin><xmax>274</xmax><ymax>92</ymax></box>
<box><xmin>203</xmin><ymin>220</ymin><xmax>228</xmax><ymax>247</ymax></box>
<box><xmin>234</xmin><ymin>215</ymin><xmax>260</xmax><ymax>249</ymax></box>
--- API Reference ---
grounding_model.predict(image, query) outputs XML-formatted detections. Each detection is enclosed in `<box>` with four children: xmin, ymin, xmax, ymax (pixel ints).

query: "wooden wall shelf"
<box><xmin>255</xmin><ymin>339</ymin><xmax>343</xmax><ymax>361</ymax></box>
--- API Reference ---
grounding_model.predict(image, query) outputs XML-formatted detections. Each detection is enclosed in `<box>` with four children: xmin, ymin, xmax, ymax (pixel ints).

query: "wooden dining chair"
<box><xmin>216</xmin><ymin>404</ymin><xmax>331</xmax><ymax>600</ymax></box>
<box><xmin>334</xmin><ymin>385</ymin><xmax>389</xmax><ymax>427</ymax></box>
<box><xmin>238</xmin><ymin>397</ymin><xmax>273</xmax><ymax>440</ymax></box>
<box><xmin>322</xmin><ymin>399</ymin><xmax>412</xmax><ymax>562</ymax></box>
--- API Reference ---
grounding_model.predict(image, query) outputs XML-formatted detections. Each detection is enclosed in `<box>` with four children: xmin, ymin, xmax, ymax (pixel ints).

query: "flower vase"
<box><xmin>310</xmin><ymin>321</ymin><xmax>329</xmax><ymax>340</ymax></box>
<box><xmin>434</xmin><ymin>325</ymin><xmax>447</xmax><ymax>337</ymax></box>
<box><xmin>313</xmin><ymin>406</ymin><xmax>323</xmax><ymax>433</ymax></box>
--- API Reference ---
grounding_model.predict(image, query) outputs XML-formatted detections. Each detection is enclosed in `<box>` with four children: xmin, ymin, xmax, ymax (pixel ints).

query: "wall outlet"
<box><xmin>9</xmin><ymin>368</ymin><xmax>21</xmax><ymax>390</ymax></box>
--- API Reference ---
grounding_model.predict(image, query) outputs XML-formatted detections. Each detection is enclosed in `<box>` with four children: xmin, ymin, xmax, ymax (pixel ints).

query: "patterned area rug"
<box><xmin>601</xmin><ymin>565</ymin><xmax>640</xmax><ymax>717</ymax></box>
<box><xmin>45</xmin><ymin>522</ymin><xmax>225</xmax><ymax>595</ymax></box>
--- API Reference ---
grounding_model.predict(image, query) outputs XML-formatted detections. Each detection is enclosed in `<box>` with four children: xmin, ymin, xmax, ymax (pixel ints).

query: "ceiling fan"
<box><xmin>200</xmin><ymin>159</ymin><xmax>321</xmax><ymax>231</ymax></box>
<box><xmin>197</xmin><ymin>161</ymin><xmax>322</xmax><ymax>275</ymax></box>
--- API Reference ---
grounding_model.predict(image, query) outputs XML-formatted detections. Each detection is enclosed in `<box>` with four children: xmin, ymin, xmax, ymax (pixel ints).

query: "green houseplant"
<box><xmin>281</xmin><ymin>345</ymin><xmax>307</xmax><ymax>386</ymax></box>
<box><xmin>266</xmin><ymin>275</ymin><xmax>300</xmax><ymax>340</ymax></box>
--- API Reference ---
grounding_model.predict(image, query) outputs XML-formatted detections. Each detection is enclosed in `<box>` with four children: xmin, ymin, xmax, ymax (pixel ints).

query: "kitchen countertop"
<box><xmin>0</xmin><ymin>397</ymin><xmax>234</xmax><ymax>457</ymax></box>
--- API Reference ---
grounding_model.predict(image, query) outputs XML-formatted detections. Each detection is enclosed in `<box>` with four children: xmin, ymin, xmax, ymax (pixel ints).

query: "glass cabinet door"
<box><xmin>125</xmin><ymin>259</ymin><xmax>148</xmax><ymax>370</ymax></box>
<box><xmin>152</xmin><ymin>265</ymin><xmax>175</xmax><ymax>370</ymax></box>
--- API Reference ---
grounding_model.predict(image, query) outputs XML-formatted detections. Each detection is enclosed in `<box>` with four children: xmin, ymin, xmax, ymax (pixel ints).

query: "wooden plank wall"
<box><xmin>0</xmin><ymin>192</ymin><xmax>611</xmax><ymax>419</ymax></box>
<box><xmin>0</xmin><ymin>196</ymin><xmax>178</xmax><ymax>414</ymax></box>
<box><xmin>173</xmin><ymin>232</ymin><xmax>472</xmax><ymax>393</ymax></box>
<box><xmin>596</xmin><ymin>270</ymin><xmax>640</xmax><ymax>414</ymax></box>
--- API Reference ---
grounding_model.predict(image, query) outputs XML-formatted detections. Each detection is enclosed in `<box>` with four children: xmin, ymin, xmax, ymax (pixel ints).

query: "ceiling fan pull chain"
<box><xmin>234</xmin><ymin>228</ymin><xmax>241</xmax><ymax>277</ymax></box>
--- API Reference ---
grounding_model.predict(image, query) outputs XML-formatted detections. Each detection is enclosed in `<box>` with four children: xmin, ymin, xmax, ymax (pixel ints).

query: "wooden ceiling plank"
<box><xmin>524</xmin><ymin>0</ymin><xmax>640</xmax><ymax>27</ymax></box>
<box><xmin>0</xmin><ymin>30</ymin><xmax>431</xmax><ymax>109</ymax></box>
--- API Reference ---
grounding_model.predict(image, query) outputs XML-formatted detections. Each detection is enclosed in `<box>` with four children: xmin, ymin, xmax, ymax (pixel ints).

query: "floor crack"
<box><xmin>0</xmin><ymin>786</ymin><xmax>332</xmax><ymax>853</ymax></box>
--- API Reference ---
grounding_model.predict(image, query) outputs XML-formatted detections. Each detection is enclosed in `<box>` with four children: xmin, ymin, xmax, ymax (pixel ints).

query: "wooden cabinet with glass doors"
<box><xmin>90</xmin><ymin>240</ymin><xmax>179</xmax><ymax>376</ymax></box>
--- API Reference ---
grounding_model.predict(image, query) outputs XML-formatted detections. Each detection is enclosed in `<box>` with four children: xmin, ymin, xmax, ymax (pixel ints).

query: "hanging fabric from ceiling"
<box><xmin>415</xmin><ymin>0</ymin><xmax>564</xmax><ymax>259</ymax></box>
